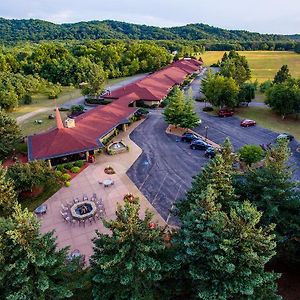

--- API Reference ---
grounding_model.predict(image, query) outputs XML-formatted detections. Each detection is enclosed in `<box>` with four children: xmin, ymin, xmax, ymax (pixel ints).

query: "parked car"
<box><xmin>240</xmin><ymin>119</ymin><xmax>256</xmax><ymax>127</ymax></box>
<box><xmin>276</xmin><ymin>133</ymin><xmax>294</xmax><ymax>142</ymax></box>
<box><xmin>181</xmin><ymin>132</ymin><xmax>200</xmax><ymax>143</ymax></box>
<box><xmin>260</xmin><ymin>143</ymin><xmax>272</xmax><ymax>151</ymax></box>
<box><xmin>218</xmin><ymin>109</ymin><xmax>234</xmax><ymax>117</ymax></box>
<box><xmin>190</xmin><ymin>139</ymin><xmax>209</xmax><ymax>150</ymax></box>
<box><xmin>205</xmin><ymin>147</ymin><xmax>216</xmax><ymax>158</ymax></box>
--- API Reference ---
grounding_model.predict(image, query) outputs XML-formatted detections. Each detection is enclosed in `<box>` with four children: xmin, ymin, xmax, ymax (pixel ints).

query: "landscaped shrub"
<box><xmin>64</xmin><ymin>162</ymin><xmax>74</xmax><ymax>170</ymax></box>
<box><xmin>71</xmin><ymin>166</ymin><xmax>80</xmax><ymax>173</ymax></box>
<box><xmin>56</xmin><ymin>164</ymin><xmax>65</xmax><ymax>172</ymax></box>
<box><xmin>55</xmin><ymin>170</ymin><xmax>62</xmax><ymax>177</ymax></box>
<box><xmin>75</xmin><ymin>160</ymin><xmax>84</xmax><ymax>168</ymax></box>
<box><xmin>65</xmin><ymin>181</ymin><xmax>71</xmax><ymax>187</ymax></box>
<box><xmin>203</xmin><ymin>106</ymin><xmax>214</xmax><ymax>112</ymax></box>
<box><xmin>61</xmin><ymin>173</ymin><xmax>71</xmax><ymax>181</ymax></box>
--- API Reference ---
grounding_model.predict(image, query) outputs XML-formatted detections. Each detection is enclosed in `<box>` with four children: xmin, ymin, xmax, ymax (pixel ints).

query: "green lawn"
<box><xmin>20</xmin><ymin>111</ymin><xmax>69</xmax><ymax>136</ymax></box>
<box><xmin>235</xmin><ymin>106</ymin><xmax>300</xmax><ymax>140</ymax></box>
<box><xmin>201</xmin><ymin>51</ymin><xmax>300</xmax><ymax>82</ymax></box>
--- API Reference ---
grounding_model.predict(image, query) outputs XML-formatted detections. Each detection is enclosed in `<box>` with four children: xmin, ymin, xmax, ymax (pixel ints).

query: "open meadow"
<box><xmin>201</xmin><ymin>51</ymin><xmax>300</xmax><ymax>82</ymax></box>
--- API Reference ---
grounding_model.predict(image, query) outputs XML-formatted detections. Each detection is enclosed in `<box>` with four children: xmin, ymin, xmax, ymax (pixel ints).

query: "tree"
<box><xmin>179</xmin><ymin>88</ymin><xmax>200</xmax><ymax>129</ymax></box>
<box><xmin>177</xmin><ymin>138</ymin><xmax>236</xmax><ymax>218</ymax></box>
<box><xmin>295</xmin><ymin>43</ymin><xmax>300</xmax><ymax>54</ymax></box>
<box><xmin>238</xmin><ymin>144</ymin><xmax>264</xmax><ymax>166</ymax></box>
<box><xmin>220</xmin><ymin>50</ymin><xmax>251</xmax><ymax>85</ymax></box>
<box><xmin>0</xmin><ymin>166</ymin><xmax>18</xmax><ymax>216</ymax></box>
<box><xmin>0</xmin><ymin>187</ymin><xmax>78</xmax><ymax>299</ymax></box>
<box><xmin>176</xmin><ymin>186</ymin><xmax>281</xmax><ymax>300</ymax></box>
<box><xmin>273</xmin><ymin>65</ymin><xmax>291</xmax><ymax>84</ymax></box>
<box><xmin>7</xmin><ymin>160</ymin><xmax>57</xmax><ymax>194</ymax></box>
<box><xmin>260</xmin><ymin>80</ymin><xmax>273</xmax><ymax>93</ymax></box>
<box><xmin>0</xmin><ymin>109</ymin><xmax>21</xmax><ymax>159</ymax></box>
<box><xmin>234</xmin><ymin>139</ymin><xmax>300</xmax><ymax>264</ymax></box>
<box><xmin>266</xmin><ymin>80</ymin><xmax>300</xmax><ymax>119</ymax></box>
<box><xmin>238</xmin><ymin>82</ymin><xmax>256</xmax><ymax>104</ymax></box>
<box><xmin>163</xmin><ymin>86</ymin><xmax>185</xmax><ymax>126</ymax></box>
<box><xmin>90</xmin><ymin>198</ymin><xmax>176</xmax><ymax>300</ymax></box>
<box><xmin>82</xmin><ymin>64</ymin><xmax>107</xmax><ymax>99</ymax></box>
<box><xmin>202</xmin><ymin>72</ymin><xmax>240</xmax><ymax>108</ymax></box>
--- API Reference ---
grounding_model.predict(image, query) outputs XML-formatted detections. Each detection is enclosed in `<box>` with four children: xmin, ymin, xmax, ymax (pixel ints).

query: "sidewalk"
<box><xmin>39</xmin><ymin>118</ymin><xmax>166</xmax><ymax>262</ymax></box>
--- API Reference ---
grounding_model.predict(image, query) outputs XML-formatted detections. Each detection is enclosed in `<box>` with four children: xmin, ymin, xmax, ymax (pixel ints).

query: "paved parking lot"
<box><xmin>127</xmin><ymin>109</ymin><xmax>300</xmax><ymax>225</ymax></box>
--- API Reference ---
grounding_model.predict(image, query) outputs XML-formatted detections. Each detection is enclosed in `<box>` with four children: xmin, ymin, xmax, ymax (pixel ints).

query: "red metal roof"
<box><xmin>28</xmin><ymin>58</ymin><xmax>202</xmax><ymax>161</ymax></box>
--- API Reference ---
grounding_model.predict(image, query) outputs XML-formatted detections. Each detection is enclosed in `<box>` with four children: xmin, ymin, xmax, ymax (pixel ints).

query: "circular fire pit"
<box><xmin>71</xmin><ymin>201</ymin><xmax>97</xmax><ymax>220</ymax></box>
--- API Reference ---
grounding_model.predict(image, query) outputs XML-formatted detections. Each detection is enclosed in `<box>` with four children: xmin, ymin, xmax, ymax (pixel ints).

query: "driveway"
<box><xmin>127</xmin><ymin>111</ymin><xmax>209</xmax><ymax>225</ymax></box>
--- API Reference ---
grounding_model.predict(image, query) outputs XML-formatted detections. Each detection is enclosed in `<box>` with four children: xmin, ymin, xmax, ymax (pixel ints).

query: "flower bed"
<box><xmin>104</xmin><ymin>166</ymin><xmax>115</xmax><ymax>175</ymax></box>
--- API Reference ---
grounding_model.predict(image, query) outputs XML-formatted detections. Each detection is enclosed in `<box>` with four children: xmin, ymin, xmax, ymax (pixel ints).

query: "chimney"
<box><xmin>64</xmin><ymin>118</ymin><xmax>76</xmax><ymax>128</ymax></box>
<box><xmin>55</xmin><ymin>107</ymin><xmax>64</xmax><ymax>129</ymax></box>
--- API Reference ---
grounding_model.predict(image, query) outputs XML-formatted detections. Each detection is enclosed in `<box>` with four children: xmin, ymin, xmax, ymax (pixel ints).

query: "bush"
<box><xmin>56</xmin><ymin>164</ymin><xmax>65</xmax><ymax>172</ymax></box>
<box><xmin>238</xmin><ymin>144</ymin><xmax>264</xmax><ymax>166</ymax></box>
<box><xmin>23</xmin><ymin>94</ymin><xmax>32</xmax><ymax>105</ymax></box>
<box><xmin>65</xmin><ymin>181</ymin><xmax>71</xmax><ymax>187</ymax></box>
<box><xmin>71</xmin><ymin>166</ymin><xmax>80</xmax><ymax>173</ymax></box>
<box><xmin>203</xmin><ymin>106</ymin><xmax>214</xmax><ymax>112</ymax></box>
<box><xmin>64</xmin><ymin>162</ymin><xmax>74</xmax><ymax>170</ymax></box>
<box><xmin>55</xmin><ymin>170</ymin><xmax>62</xmax><ymax>177</ymax></box>
<box><xmin>61</xmin><ymin>173</ymin><xmax>71</xmax><ymax>181</ymax></box>
<box><xmin>75</xmin><ymin>160</ymin><xmax>84</xmax><ymax>168</ymax></box>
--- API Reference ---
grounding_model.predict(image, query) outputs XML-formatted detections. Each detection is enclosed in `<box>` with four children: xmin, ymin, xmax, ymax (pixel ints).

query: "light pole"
<box><xmin>205</xmin><ymin>125</ymin><xmax>209</xmax><ymax>142</ymax></box>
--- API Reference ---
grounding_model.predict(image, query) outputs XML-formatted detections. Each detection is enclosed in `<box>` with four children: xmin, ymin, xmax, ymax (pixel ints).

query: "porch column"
<box><xmin>85</xmin><ymin>151</ymin><xmax>89</xmax><ymax>162</ymax></box>
<box><xmin>122</xmin><ymin>124</ymin><xmax>127</xmax><ymax>132</ymax></box>
<box><xmin>47</xmin><ymin>159</ymin><xmax>52</xmax><ymax>168</ymax></box>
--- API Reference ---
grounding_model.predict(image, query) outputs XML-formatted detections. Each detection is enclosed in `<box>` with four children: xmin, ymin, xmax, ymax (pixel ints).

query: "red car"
<box><xmin>218</xmin><ymin>109</ymin><xmax>234</xmax><ymax>117</ymax></box>
<box><xmin>240</xmin><ymin>119</ymin><xmax>256</xmax><ymax>127</ymax></box>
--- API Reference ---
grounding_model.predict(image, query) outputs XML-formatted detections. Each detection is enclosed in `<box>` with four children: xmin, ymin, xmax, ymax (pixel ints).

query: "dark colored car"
<box><xmin>240</xmin><ymin>119</ymin><xmax>256</xmax><ymax>127</ymax></box>
<box><xmin>205</xmin><ymin>147</ymin><xmax>216</xmax><ymax>158</ymax></box>
<box><xmin>181</xmin><ymin>132</ymin><xmax>200</xmax><ymax>143</ymax></box>
<box><xmin>218</xmin><ymin>109</ymin><xmax>234</xmax><ymax>117</ymax></box>
<box><xmin>190</xmin><ymin>139</ymin><xmax>209</xmax><ymax>150</ymax></box>
<box><xmin>276</xmin><ymin>133</ymin><xmax>294</xmax><ymax>142</ymax></box>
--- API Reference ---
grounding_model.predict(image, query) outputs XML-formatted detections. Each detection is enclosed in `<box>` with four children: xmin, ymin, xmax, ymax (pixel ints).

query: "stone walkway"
<box><xmin>39</xmin><ymin>119</ymin><xmax>166</xmax><ymax>263</ymax></box>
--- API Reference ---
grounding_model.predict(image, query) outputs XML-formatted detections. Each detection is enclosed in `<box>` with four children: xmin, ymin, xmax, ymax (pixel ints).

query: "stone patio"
<box><xmin>39</xmin><ymin>119</ymin><xmax>166</xmax><ymax>263</ymax></box>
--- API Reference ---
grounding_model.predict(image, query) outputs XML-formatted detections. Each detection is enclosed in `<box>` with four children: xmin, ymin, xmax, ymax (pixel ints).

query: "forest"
<box><xmin>0</xmin><ymin>18</ymin><xmax>299</xmax><ymax>51</ymax></box>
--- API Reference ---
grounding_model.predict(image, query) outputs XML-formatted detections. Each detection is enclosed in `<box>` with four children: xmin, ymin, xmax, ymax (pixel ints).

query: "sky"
<box><xmin>1</xmin><ymin>0</ymin><xmax>300</xmax><ymax>34</ymax></box>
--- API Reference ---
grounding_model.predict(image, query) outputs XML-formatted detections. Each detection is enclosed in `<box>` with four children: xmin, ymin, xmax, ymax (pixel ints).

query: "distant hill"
<box><xmin>0</xmin><ymin>18</ymin><xmax>298</xmax><ymax>42</ymax></box>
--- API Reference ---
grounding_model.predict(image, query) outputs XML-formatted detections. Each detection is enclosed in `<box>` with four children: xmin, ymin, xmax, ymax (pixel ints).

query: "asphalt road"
<box><xmin>127</xmin><ymin>111</ymin><xmax>208</xmax><ymax>225</ymax></box>
<box><xmin>128</xmin><ymin>68</ymin><xmax>300</xmax><ymax>224</ymax></box>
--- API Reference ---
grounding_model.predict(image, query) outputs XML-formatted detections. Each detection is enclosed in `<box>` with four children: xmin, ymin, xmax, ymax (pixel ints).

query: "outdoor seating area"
<box><xmin>60</xmin><ymin>193</ymin><xmax>106</xmax><ymax>226</ymax></box>
<box><xmin>99</xmin><ymin>178</ymin><xmax>114</xmax><ymax>187</ymax></box>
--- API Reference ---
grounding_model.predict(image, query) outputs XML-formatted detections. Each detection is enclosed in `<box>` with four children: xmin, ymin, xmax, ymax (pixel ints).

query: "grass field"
<box><xmin>201</xmin><ymin>51</ymin><xmax>300</xmax><ymax>82</ymax></box>
<box><xmin>235</xmin><ymin>106</ymin><xmax>300</xmax><ymax>140</ymax></box>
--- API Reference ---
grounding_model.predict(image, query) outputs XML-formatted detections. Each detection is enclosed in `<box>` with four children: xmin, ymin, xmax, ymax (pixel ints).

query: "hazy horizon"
<box><xmin>1</xmin><ymin>0</ymin><xmax>300</xmax><ymax>35</ymax></box>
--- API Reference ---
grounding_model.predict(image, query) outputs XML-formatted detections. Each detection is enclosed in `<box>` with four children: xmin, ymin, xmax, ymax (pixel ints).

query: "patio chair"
<box><xmin>83</xmin><ymin>194</ymin><xmax>88</xmax><ymax>201</ymax></box>
<box><xmin>61</xmin><ymin>204</ymin><xmax>68</xmax><ymax>211</ymax></box>
<box><xmin>94</xmin><ymin>213</ymin><xmax>100</xmax><ymax>220</ymax></box>
<box><xmin>88</xmin><ymin>217</ymin><xmax>94</xmax><ymax>224</ymax></box>
<box><xmin>60</xmin><ymin>211</ymin><xmax>68</xmax><ymax>218</ymax></box>
<box><xmin>80</xmin><ymin>219</ymin><xmax>86</xmax><ymax>227</ymax></box>
<box><xmin>73</xmin><ymin>198</ymin><xmax>79</xmax><ymax>204</ymax></box>
<box><xmin>71</xmin><ymin>218</ymin><xmax>77</xmax><ymax>226</ymax></box>
<box><xmin>93</xmin><ymin>193</ymin><xmax>97</xmax><ymax>200</ymax></box>
<box><xmin>64</xmin><ymin>216</ymin><xmax>71</xmax><ymax>223</ymax></box>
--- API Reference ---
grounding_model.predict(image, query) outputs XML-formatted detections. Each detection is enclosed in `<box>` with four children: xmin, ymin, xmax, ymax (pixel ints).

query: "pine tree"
<box><xmin>163</xmin><ymin>86</ymin><xmax>185</xmax><ymax>126</ymax></box>
<box><xmin>273</xmin><ymin>65</ymin><xmax>291</xmax><ymax>84</ymax></box>
<box><xmin>0</xmin><ymin>202</ymin><xmax>78</xmax><ymax>299</ymax></box>
<box><xmin>178</xmin><ymin>88</ymin><xmax>200</xmax><ymax>129</ymax></box>
<box><xmin>90</xmin><ymin>198</ymin><xmax>177</xmax><ymax>300</ymax></box>
<box><xmin>234</xmin><ymin>139</ymin><xmax>300</xmax><ymax>264</ymax></box>
<box><xmin>177</xmin><ymin>138</ymin><xmax>236</xmax><ymax>218</ymax></box>
<box><xmin>176</xmin><ymin>186</ymin><xmax>281</xmax><ymax>300</ymax></box>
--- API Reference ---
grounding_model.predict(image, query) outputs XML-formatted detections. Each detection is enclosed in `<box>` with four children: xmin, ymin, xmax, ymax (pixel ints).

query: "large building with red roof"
<box><xmin>28</xmin><ymin>58</ymin><xmax>202</xmax><ymax>164</ymax></box>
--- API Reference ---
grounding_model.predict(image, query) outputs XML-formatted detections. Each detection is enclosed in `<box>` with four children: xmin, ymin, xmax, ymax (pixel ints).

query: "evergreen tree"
<box><xmin>0</xmin><ymin>109</ymin><xmax>21</xmax><ymax>159</ymax></box>
<box><xmin>0</xmin><ymin>200</ymin><xmax>77</xmax><ymax>299</ymax></box>
<box><xmin>90</xmin><ymin>198</ymin><xmax>177</xmax><ymax>300</ymax></box>
<box><xmin>273</xmin><ymin>65</ymin><xmax>291</xmax><ymax>84</ymax></box>
<box><xmin>177</xmin><ymin>138</ymin><xmax>236</xmax><ymax>218</ymax></box>
<box><xmin>176</xmin><ymin>187</ymin><xmax>281</xmax><ymax>300</ymax></box>
<box><xmin>163</xmin><ymin>86</ymin><xmax>185</xmax><ymax>126</ymax></box>
<box><xmin>234</xmin><ymin>139</ymin><xmax>300</xmax><ymax>264</ymax></box>
<box><xmin>178</xmin><ymin>88</ymin><xmax>200</xmax><ymax>129</ymax></box>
